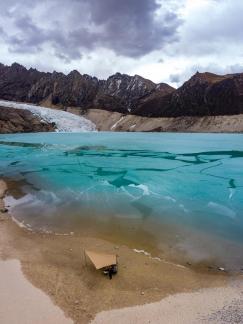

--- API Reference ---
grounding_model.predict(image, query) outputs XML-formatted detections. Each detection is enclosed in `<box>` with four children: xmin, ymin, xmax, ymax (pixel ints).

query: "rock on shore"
<box><xmin>0</xmin><ymin>106</ymin><xmax>55</xmax><ymax>133</ymax></box>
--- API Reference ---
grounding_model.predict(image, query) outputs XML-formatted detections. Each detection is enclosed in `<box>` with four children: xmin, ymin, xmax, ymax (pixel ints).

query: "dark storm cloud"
<box><xmin>79</xmin><ymin>0</ymin><xmax>181</xmax><ymax>57</ymax></box>
<box><xmin>6</xmin><ymin>15</ymin><xmax>47</xmax><ymax>53</ymax></box>
<box><xmin>0</xmin><ymin>0</ymin><xmax>182</xmax><ymax>60</ymax></box>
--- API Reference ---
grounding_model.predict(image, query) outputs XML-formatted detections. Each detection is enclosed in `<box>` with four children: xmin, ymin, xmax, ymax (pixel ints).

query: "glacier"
<box><xmin>0</xmin><ymin>100</ymin><xmax>96</xmax><ymax>132</ymax></box>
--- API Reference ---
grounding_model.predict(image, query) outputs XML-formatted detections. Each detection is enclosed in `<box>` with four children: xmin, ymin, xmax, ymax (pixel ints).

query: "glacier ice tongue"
<box><xmin>0</xmin><ymin>100</ymin><xmax>96</xmax><ymax>132</ymax></box>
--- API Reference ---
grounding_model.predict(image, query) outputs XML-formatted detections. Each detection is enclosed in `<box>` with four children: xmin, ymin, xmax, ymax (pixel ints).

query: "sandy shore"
<box><xmin>0</xmin><ymin>179</ymin><xmax>242</xmax><ymax>323</ymax></box>
<box><xmin>92</xmin><ymin>282</ymin><xmax>243</xmax><ymax>323</ymax></box>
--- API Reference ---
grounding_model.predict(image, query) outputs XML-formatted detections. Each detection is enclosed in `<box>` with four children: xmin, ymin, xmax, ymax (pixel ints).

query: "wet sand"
<box><xmin>0</xmin><ymin>259</ymin><xmax>72</xmax><ymax>324</ymax></box>
<box><xmin>0</xmin><ymin>179</ymin><xmax>242</xmax><ymax>323</ymax></box>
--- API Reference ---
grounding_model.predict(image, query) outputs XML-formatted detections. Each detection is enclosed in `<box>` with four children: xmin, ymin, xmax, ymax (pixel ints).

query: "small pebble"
<box><xmin>218</xmin><ymin>267</ymin><xmax>225</xmax><ymax>271</ymax></box>
<box><xmin>141</xmin><ymin>291</ymin><xmax>145</xmax><ymax>295</ymax></box>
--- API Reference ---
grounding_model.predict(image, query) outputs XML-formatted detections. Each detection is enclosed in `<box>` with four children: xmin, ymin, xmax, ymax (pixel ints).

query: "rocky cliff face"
<box><xmin>167</xmin><ymin>72</ymin><xmax>243</xmax><ymax>117</ymax></box>
<box><xmin>133</xmin><ymin>83</ymin><xmax>175</xmax><ymax>117</ymax></box>
<box><xmin>28</xmin><ymin>70</ymin><xmax>99</xmax><ymax>108</ymax></box>
<box><xmin>0</xmin><ymin>63</ymin><xmax>243</xmax><ymax>117</ymax></box>
<box><xmin>0</xmin><ymin>106</ymin><xmax>55</xmax><ymax>133</ymax></box>
<box><xmin>134</xmin><ymin>72</ymin><xmax>243</xmax><ymax>117</ymax></box>
<box><xmin>94</xmin><ymin>73</ymin><xmax>157</xmax><ymax>113</ymax></box>
<box><xmin>0</xmin><ymin>63</ymin><xmax>167</xmax><ymax>114</ymax></box>
<box><xmin>0</xmin><ymin>63</ymin><xmax>45</xmax><ymax>102</ymax></box>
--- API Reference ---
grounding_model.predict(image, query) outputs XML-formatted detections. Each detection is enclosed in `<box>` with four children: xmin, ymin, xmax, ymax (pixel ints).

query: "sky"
<box><xmin>0</xmin><ymin>0</ymin><xmax>242</xmax><ymax>87</ymax></box>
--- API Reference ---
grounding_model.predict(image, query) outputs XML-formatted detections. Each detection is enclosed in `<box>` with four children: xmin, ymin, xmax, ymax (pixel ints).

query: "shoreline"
<box><xmin>3</xmin><ymin>176</ymin><xmax>242</xmax><ymax>274</ymax></box>
<box><xmin>0</xmin><ymin>179</ymin><xmax>242</xmax><ymax>323</ymax></box>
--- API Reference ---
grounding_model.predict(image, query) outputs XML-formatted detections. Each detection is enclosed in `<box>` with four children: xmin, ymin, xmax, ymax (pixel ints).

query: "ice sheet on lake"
<box><xmin>0</xmin><ymin>100</ymin><xmax>96</xmax><ymax>132</ymax></box>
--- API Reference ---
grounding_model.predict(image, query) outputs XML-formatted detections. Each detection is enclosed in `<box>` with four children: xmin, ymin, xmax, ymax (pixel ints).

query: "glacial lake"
<box><xmin>0</xmin><ymin>132</ymin><xmax>243</xmax><ymax>270</ymax></box>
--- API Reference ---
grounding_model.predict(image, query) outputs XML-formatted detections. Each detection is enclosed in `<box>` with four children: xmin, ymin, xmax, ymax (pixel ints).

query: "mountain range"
<box><xmin>1</xmin><ymin>62</ymin><xmax>243</xmax><ymax>118</ymax></box>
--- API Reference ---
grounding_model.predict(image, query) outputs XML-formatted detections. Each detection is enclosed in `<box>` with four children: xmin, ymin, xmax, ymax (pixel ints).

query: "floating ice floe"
<box><xmin>208</xmin><ymin>201</ymin><xmax>236</xmax><ymax>219</ymax></box>
<box><xmin>0</xmin><ymin>100</ymin><xmax>96</xmax><ymax>132</ymax></box>
<box><xmin>128</xmin><ymin>184</ymin><xmax>150</xmax><ymax>196</ymax></box>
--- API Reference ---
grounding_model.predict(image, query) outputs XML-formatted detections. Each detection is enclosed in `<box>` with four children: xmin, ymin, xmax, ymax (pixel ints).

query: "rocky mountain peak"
<box><xmin>97</xmin><ymin>72</ymin><xmax>156</xmax><ymax>112</ymax></box>
<box><xmin>52</xmin><ymin>71</ymin><xmax>65</xmax><ymax>78</ymax></box>
<box><xmin>105</xmin><ymin>73</ymin><xmax>156</xmax><ymax>97</ymax></box>
<box><xmin>11</xmin><ymin>62</ymin><xmax>27</xmax><ymax>72</ymax></box>
<box><xmin>156</xmin><ymin>83</ymin><xmax>175</xmax><ymax>94</ymax></box>
<box><xmin>68</xmin><ymin>70</ymin><xmax>81</xmax><ymax>78</ymax></box>
<box><xmin>188</xmin><ymin>71</ymin><xmax>228</xmax><ymax>86</ymax></box>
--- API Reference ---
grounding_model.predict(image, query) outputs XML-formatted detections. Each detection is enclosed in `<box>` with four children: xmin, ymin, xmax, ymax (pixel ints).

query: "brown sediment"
<box><xmin>82</xmin><ymin>108</ymin><xmax>243</xmax><ymax>133</ymax></box>
<box><xmin>0</xmin><ymin>179</ymin><xmax>236</xmax><ymax>323</ymax></box>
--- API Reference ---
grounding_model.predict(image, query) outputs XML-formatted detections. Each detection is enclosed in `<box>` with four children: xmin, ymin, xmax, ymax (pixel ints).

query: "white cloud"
<box><xmin>0</xmin><ymin>0</ymin><xmax>242</xmax><ymax>87</ymax></box>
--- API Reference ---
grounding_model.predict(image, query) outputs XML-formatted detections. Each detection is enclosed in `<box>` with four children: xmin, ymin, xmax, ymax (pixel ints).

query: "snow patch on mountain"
<box><xmin>0</xmin><ymin>100</ymin><xmax>96</xmax><ymax>132</ymax></box>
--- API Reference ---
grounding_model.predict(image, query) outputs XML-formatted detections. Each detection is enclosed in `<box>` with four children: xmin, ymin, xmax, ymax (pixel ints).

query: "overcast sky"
<box><xmin>0</xmin><ymin>0</ymin><xmax>242</xmax><ymax>87</ymax></box>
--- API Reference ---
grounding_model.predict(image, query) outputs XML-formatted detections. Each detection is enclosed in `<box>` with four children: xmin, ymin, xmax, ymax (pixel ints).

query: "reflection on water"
<box><xmin>0</xmin><ymin>132</ymin><xmax>243</xmax><ymax>270</ymax></box>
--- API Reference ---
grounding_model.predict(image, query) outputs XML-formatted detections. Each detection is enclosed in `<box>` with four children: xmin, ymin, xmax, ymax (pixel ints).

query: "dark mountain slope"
<box><xmin>169</xmin><ymin>72</ymin><xmax>243</xmax><ymax>116</ymax></box>
<box><xmin>0</xmin><ymin>63</ymin><xmax>242</xmax><ymax>117</ymax></box>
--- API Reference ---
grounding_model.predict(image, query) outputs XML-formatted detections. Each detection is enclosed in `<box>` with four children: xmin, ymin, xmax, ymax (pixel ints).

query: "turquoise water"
<box><xmin>0</xmin><ymin>132</ymin><xmax>243</xmax><ymax>269</ymax></box>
